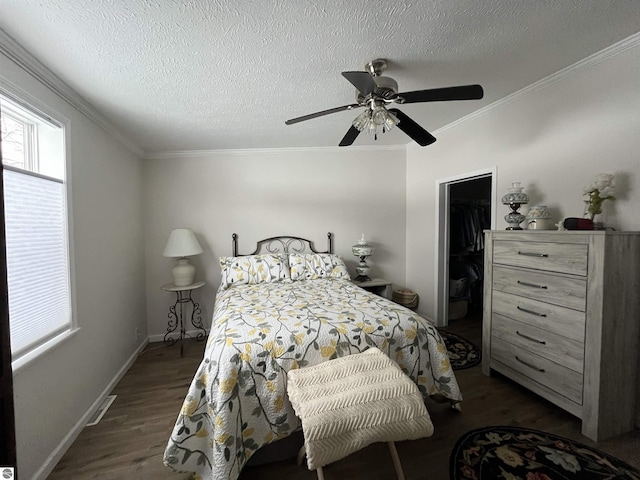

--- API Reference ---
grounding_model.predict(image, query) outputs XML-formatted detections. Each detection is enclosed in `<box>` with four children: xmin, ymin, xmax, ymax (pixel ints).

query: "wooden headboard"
<box><xmin>232</xmin><ymin>233</ymin><xmax>333</xmax><ymax>256</ymax></box>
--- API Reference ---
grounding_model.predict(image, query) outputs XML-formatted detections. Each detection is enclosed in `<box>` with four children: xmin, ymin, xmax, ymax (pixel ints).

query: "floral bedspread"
<box><xmin>164</xmin><ymin>278</ymin><xmax>462</xmax><ymax>480</ymax></box>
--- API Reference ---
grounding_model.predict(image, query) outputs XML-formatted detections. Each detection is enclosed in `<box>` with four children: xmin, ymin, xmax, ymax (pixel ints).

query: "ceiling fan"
<box><xmin>285</xmin><ymin>59</ymin><xmax>484</xmax><ymax>147</ymax></box>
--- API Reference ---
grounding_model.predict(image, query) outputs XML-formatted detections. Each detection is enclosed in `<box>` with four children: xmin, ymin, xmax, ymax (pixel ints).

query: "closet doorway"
<box><xmin>435</xmin><ymin>168</ymin><xmax>497</xmax><ymax>327</ymax></box>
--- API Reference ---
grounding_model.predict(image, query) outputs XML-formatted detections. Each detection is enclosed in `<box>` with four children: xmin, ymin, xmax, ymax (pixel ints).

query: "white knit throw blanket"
<box><xmin>287</xmin><ymin>347</ymin><xmax>434</xmax><ymax>470</ymax></box>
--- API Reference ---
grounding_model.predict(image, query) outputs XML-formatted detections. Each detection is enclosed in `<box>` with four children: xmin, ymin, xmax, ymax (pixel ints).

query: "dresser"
<box><xmin>482</xmin><ymin>230</ymin><xmax>640</xmax><ymax>441</ymax></box>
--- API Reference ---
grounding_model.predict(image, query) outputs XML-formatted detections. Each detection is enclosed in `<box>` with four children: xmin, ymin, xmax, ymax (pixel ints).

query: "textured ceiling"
<box><xmin>0</xmin><ymin>1</ymin><xmax>639</xmax><ymax>155</ymax></box>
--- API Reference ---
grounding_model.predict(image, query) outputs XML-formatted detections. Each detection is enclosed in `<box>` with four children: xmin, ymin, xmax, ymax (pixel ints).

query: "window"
<box><xmin>1</xmin><ymin>91</ymin><xmax>72</xmax><ymax>368</ymax></box>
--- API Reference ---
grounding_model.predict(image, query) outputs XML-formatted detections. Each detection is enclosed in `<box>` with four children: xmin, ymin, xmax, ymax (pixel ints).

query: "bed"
<box><xmin>163</xmin><ymin>233</ymin><xmax>462</xmax><ymax>480</ymax></box>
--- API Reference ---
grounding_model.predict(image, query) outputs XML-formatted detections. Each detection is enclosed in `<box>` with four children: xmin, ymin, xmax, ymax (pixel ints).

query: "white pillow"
<box><xmin>289</xmin><ymin>253</ymin><xmax>350</xmax><ymax>281</ymax></box>
<box><xmin>218</xmin><ymin>254</ymin><xmax>290</xmax><ymax>290</ymax></box>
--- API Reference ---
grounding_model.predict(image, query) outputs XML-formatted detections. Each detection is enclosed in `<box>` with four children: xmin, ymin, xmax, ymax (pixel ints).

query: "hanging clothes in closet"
<box><xmin>449</xmin><ymin>200</ymin><xmax>490</xmax><ymax>313</ymax></box>
<box><xmin>450</xmin><ymin>200</ymin><xmax>491</xmax><ymax>254</ymax></box>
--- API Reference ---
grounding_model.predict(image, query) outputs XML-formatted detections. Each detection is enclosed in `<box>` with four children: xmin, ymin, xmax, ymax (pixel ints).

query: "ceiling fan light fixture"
<box><xmin>382</xmin><ymin>108</ymin><xmax>399</xmax><ymax>131</ymax></box>
<box><xmin>371</xmin><ymin>106</ymin><xmax>388</xmax><ymax>126</ymax></box>
<box><xmin>352</xmin><ymin>110</ymin><xmax>371</xmax><ymax>132</ymax></box>
<box><xmin>352</xmin><ymin>106</ymin><xmax>399</xmax><ymax>140</ymax></box>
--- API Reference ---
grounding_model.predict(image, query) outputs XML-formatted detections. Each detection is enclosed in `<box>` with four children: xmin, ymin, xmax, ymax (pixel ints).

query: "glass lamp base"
<box><xmin>504</xmin><ymin>209</ymin><xmax>526</xmax><ymax>230</ymax></box>
<box><xmin>354</xmin><ymin>258</ymin><xmax>371</xmax><ymax>283</ymax></box>
<box><xmin>354</xmin><ymin>274</ymin><xmax>371</xmax><ymax>282</ymax></box>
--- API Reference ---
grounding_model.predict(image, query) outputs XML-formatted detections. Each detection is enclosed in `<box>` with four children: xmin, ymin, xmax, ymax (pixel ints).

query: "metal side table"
<box><xmin>161</xmin><ymin>281</ymin><xmax>206</xmax><ymax>355</ymax></box>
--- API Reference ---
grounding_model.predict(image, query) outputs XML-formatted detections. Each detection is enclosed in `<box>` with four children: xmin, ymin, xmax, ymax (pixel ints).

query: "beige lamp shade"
<box><xmin>163</xmin><ymin>229</ymin><xmax>203</xmax><ymax>286</ymax></box>
<box><xmin>163</xmin><ymin>228</ymin><xmax>203</xmax><ymax>257</ymax></box>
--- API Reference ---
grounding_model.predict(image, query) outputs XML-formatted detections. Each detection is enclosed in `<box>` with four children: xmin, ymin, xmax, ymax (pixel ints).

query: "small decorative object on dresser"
<box><xmin>583</xmin><ymin>173</ymin><xmax>615</xmax><ymax>229</ymax></box>
<box><xmin>562</xmin><ymin>217</ymin><xmax>594</xmax><ymax>230</ymax></box>
<box><xmin>501</xmin><ymin>182</ymin><xmax>529</xmax><ymax>230</ymax></box>
<box><xmin>482</xmin><ymin>230</ymin><xmax>640</xmax><ymax>441</ymax></box>
<box><xmin>351</xmin><ymin>234</ymin><xmax>374</xmax><ymax>282</ymax></box>
<box><xmin>525</xmin><ymin>204</ymin><xmax>552</xmax><ymax>230</ymax></box>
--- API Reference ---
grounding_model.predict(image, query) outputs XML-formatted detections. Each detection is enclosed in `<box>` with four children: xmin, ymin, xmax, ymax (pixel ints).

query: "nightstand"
<box><xmin>353</xmin><ymin>278</ymin><xmax>393</xmax><ymax>300</ymax></box>
<box><xmin>161</xmin><ymin>281</ymin><xmax>207</xmax><ymax>355</ymax></box>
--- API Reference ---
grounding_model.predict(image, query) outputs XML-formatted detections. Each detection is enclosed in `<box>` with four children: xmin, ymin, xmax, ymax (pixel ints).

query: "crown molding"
<box><xmin>427</xmin><ymin>31</ymin><xmax>640</xmax><ymax>139</ymax></box>
<box><xmin>0</xmin><ymin>28</ymin><xmax>144</xmax><ymax>157</ymax></box>
<box><xmin>143</xmin><ymin>143</ymin><xmax>406</xmax><ymax>160</ymax></box>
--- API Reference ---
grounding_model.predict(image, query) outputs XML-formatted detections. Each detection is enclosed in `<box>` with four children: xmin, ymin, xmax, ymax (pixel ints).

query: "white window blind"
<box><xmin>3</xmin><ymin>167</ymin><xmax>70</xmax><ymax>359</ymax></box>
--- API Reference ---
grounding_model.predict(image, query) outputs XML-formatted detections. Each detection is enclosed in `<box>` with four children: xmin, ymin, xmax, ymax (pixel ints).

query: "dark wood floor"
<box><xmin>48</xmin><ymin>313</ymin><xmax>640</xmax><ymax>479</ymax></box>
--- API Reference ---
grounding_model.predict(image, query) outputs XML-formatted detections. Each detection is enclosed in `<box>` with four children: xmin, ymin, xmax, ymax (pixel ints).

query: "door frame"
<box><xmin>434</xmin><ymin>167</ymin><xmax>497</xmax><ymax>327</ymax></box>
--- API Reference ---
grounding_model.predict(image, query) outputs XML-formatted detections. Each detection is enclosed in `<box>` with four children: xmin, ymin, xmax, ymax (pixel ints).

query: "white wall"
<box><xmin>143</xmin><ymin>147</ymin><xmax>407</xmax><ymax>339</ymax></box>
<box><xmin>1</xmin><ymin>51</ymin><xmax>147</xmax><ymax>479</ymax></box>
<box><xmin>406</xmin><ymin>37</ymin><xmax>640</xmax><ymax>322</ymax></box>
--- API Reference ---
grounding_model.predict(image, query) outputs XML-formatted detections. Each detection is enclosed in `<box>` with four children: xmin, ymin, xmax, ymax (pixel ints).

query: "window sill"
<box><xmin>12</xmin><ymin>327</ymin><xmax>80</xmax><ymax>376</ymax></box>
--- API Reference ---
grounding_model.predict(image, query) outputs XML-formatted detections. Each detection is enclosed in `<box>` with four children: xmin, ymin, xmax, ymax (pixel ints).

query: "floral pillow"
<box><xmin>219</xmin><ymin>254</ymin><xmax>290</xmax><ymax>290</ymax></box>
<box><xmin>289</xmin><ymin>254</ymin><xmax>350</xmax><ymax>281</ymax></box>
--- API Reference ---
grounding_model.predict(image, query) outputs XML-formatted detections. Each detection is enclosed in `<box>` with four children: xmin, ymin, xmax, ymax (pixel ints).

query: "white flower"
<box><xmin>592</xmin><ymin>173</ymin><xmax>615</xmax><ymax>196</ymax></box>
<box><xmin>583</xmin><ymin>173</ymin><xmax>616</xmax><ymax>220</ymax></box>
<box><xmin>599</xmin><ymin>185</ymin><xmax>615</xmax><ymax>197</ymax></box>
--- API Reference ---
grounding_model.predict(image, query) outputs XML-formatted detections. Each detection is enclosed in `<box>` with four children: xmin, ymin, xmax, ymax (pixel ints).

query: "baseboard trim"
<box><xmin>30</xmin><ymin>339</ymin><xmax>149</xmax><ymax>480</ymax></box>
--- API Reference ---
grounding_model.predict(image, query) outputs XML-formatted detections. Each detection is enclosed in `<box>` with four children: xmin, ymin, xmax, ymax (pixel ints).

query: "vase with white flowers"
<box><xmin>583</xmin><ymin>173</ymin><xmax>616</xmax><ymax>222</ymax></box>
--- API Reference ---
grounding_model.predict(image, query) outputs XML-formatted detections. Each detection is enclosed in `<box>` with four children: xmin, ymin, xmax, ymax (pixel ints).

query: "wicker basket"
<box><xmin>392</xmin><ymin>288</ymin><xmax>419</xmax><ymax>310</ymax></box>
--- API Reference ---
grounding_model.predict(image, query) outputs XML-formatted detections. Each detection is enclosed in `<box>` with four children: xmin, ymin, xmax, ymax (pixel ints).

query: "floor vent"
<box><xmin>86</xmin><ymin>395</ymin><xmax>117</xmax><ymax>427</ymax></box>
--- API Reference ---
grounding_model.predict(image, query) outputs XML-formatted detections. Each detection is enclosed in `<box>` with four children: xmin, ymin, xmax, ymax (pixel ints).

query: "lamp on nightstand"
<box><xmin>163</xmin><ymin>228</ymin><xmax>203</xmax><ymax>286</ymax></box>
<box><xmin>352</xmin><ymin>234</ymin><xmax>374</xmax><ymax>282</ymax></box>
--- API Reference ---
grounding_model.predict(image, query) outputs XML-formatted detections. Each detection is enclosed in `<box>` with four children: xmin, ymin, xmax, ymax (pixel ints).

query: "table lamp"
<box><xmin>352</xmin><ymin>234</ymin><xmax>374</xmax><ymax>282</ymax></box>
<box><xmin>501</xmin><ymin>182</ymin><xmax>529</xmax><ymax>230</ymax></box>
<box><xmin>163</xmin><ymin>228</ymin><xmax>203</xmax><ymax>286</ymax></box>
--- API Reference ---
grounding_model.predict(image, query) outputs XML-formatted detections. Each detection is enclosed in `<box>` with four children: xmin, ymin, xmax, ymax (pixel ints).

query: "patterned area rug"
<box><xmin>450</xmin><ymin>426</ymin><xmax>640</xmax><ymax>480</ymax></box>
<box><xmin>439</xmin><ymin>331</ymin><xmax>481</xmax><ymax>370</ymax></box>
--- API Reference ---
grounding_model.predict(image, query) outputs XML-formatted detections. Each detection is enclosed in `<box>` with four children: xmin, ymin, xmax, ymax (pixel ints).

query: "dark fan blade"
<box><xmin>285</xmin><ymin>103</ymin><xmax>361</xmax><ymax>125</ymax></box>
<box><xmin>342</xmin><ymin>71</ymin><xmax>378</xmax><ymax>95</ymax></box>
<box><xmin>388</xmin><ymin>108</ymin><xmax>436</xmax><ymax>146</ymax></box>
<box><xmin>339</xmin><ymin>126</ymin><xmax>360</xmax><ymax>147</ymax></box>
<box><xmin>398</xmin><ymin>84</ymin><xmax>484</xmax><ymax>104</ymax></box>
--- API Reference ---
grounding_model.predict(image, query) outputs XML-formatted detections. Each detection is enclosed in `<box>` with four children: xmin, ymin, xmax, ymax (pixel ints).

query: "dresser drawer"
<box><xmin>493</xmin><ymin>240</ymin><xmax>588</xmax><ymax>276</ymax></box>
<box><xmin>491</xmin><ymin>337</ymin><xmax>583</xmax><ymax>404</ymax></box>
<box><xmin>492</xmin><ymin>290</ymin><xmax>585</xmax><ymax>343</ymax></box>
<box><xmin>492</xmin><ymin>313</ymin><xmax>584</xmax><ymax>373</ymax></box>
<box><xmin>492</xmin><ymin>265</ymin><xmax>586</xmax><ymax>311</ymax></box>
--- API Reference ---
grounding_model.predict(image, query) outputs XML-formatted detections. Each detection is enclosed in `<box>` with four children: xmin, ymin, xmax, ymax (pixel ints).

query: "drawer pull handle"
<box><xmin>517</xmin><ymin>280</ymin><xmax>548</xmax><ymax>289</ymax></box>
<box><xmin>515</xmin><ymin>356</ymin><xmax>545</xmax><ymax>372</ymax></box>
<box><xmin>516</xmin><ymin>330</ymin><xmax>547</xmax><ymax>345</ymax></box>
<box><xmin>518</xmin><ymin>251</ymin><xmax>549</xmax><ymax>257</ymax></box>
<box><xmin>517</xmin><ymin>306</ymin><xmax>547</xmax><ymax>317</ymax></box>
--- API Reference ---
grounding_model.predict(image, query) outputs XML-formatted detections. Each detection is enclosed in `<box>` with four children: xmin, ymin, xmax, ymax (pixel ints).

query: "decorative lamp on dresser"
<box><xmin>482</xmin><ymin>230</ymin><xmax>640</xmax><ymax>441</ymax></box>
